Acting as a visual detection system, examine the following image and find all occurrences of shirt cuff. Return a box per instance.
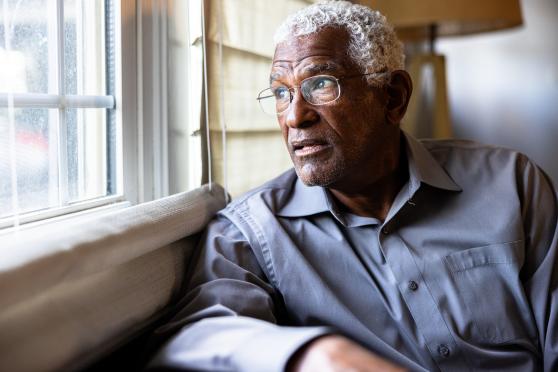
[232,325,333,372]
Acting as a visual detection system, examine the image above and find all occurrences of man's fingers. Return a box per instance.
[289,335,407,372]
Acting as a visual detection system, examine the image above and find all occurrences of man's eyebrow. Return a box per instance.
[270,72,282,85]
[269,62,342,84]
[302,62,342,75]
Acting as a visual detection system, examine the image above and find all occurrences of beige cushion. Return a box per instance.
[0,184,227,372]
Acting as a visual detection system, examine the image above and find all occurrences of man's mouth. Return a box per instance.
[291,139,331,157]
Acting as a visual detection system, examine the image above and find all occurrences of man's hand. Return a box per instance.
[288,335,408,372]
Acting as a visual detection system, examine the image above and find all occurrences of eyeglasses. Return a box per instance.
[256,72,384,116]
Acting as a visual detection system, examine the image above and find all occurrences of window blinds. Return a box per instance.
[203,0,313,197]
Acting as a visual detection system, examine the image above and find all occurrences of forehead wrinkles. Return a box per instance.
[270,59,343,85]
[271,30,351,84]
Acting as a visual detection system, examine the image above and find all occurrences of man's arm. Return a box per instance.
[147,215,332,371]
[147,214,407,371]
[519,158,558,371]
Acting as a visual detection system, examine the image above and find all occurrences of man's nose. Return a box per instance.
[283,90,319,128]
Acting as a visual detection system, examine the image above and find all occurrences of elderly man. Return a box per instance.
[149,1,558,371]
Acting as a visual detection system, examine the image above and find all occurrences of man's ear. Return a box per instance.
[385,70,412,125]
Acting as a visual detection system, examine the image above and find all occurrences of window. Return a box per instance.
[1,0,210,230]
[0,0,119,228]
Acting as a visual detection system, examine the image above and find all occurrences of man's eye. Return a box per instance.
[311,77,335,90]
[272,87,290,100]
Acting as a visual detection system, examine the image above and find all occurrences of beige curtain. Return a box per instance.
[205,0,312,197]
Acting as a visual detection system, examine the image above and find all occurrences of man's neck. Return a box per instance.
[328,137,408,221]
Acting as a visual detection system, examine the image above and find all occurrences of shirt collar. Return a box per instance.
[276,131,461,218]
[402,131,462,192]
[275,174,330,217]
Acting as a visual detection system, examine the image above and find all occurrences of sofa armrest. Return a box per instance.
[0,184,227,372]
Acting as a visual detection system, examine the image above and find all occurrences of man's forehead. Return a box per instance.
[272,59,343,74]
[269,59,343,84]
[271,28,353,76]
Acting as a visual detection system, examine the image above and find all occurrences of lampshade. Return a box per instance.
[355,0,523,40]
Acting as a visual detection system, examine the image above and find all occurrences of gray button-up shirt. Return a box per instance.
[150,133,558,372]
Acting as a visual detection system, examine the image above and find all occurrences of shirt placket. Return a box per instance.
[378,212,470,372]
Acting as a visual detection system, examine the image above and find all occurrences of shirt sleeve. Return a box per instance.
[147,214,332,372]
[518,157,558,372]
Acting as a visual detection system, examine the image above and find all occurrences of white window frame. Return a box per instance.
[1,0,202,232]
[0,0,129,230]
[133,0,203,203]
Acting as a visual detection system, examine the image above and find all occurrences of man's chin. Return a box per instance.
[298,175,326,187]
[294,164,340,187]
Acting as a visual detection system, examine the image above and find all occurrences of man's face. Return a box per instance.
[271,27,397,189]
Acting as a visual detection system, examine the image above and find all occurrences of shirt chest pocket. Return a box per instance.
[443,240,537,344]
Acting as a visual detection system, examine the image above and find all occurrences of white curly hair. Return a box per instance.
[274,0,404,86]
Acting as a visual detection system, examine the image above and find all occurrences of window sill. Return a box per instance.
[0,195,130,234]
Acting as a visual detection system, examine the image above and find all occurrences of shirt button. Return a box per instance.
[438,344,451,358]
[408,280,419,291]
[381,227,389,235]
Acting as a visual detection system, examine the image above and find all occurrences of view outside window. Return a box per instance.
[0,0,115,224]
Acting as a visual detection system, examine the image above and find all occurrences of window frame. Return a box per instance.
[0,0,202,232]
[0,0,128,230]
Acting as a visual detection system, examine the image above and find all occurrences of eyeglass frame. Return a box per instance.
[256,72,387,116]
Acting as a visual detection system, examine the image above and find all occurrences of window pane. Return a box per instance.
[64,0,106,95]
[0,108,59,217]
[0,110,13,218]
[0,0,50,93]
[66,108,109,202]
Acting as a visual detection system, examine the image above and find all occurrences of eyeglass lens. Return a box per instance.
[258,75,340,115]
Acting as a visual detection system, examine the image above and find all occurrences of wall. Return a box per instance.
[437,0,558,183]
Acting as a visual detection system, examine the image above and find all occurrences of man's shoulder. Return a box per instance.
[222,168,299,216]
[420,137,519,154]
[417,138,553,193]
[419,138,532,168]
